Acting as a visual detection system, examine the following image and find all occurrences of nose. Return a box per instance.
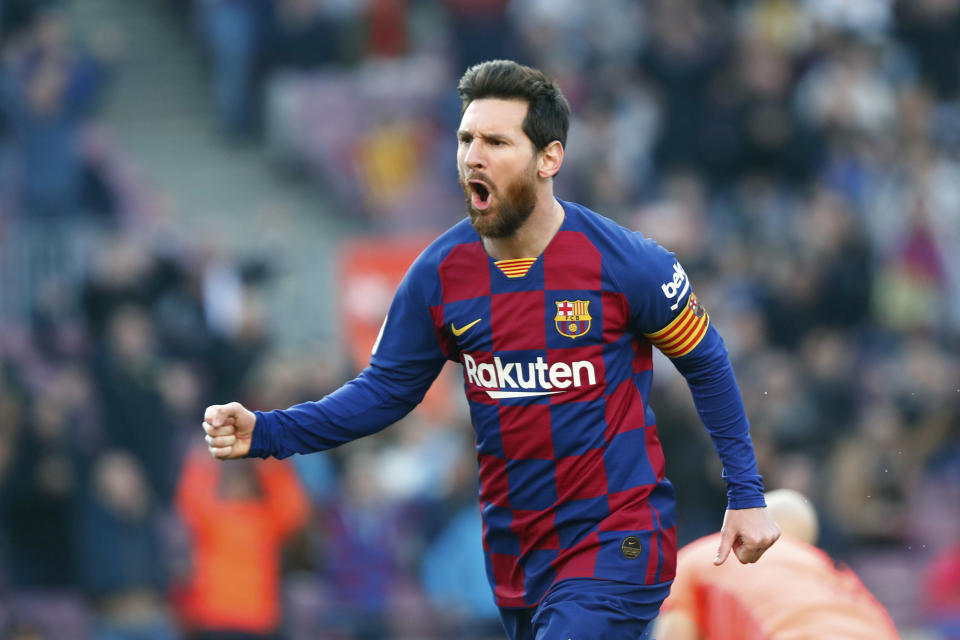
[463,139,486,171]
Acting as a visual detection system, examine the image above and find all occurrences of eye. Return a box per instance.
[458,133,472,144]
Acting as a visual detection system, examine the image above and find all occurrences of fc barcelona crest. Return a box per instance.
[555,300,591,339]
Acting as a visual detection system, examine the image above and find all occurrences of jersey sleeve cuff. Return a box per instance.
[725,474,766,509]
[248,410,277,458]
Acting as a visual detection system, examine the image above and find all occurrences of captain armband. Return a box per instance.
[644,293,710,358]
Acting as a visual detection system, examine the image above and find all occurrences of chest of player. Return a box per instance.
[440,287,615,403]
[435,252,639,404]
[441,288,608,355]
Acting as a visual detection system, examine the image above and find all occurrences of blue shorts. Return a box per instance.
[498,578,671,640]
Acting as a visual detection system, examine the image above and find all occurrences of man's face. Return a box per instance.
[457,98,539,239]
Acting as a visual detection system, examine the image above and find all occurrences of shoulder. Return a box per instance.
[401,217,481,285]
[560,199,677,276]
[413,218,479,270]
[397,218,481,306]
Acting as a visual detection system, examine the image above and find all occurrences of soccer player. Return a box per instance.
[653,489,900,640]
[202,60,780,639]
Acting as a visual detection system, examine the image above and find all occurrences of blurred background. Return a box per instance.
[0,0,958,638]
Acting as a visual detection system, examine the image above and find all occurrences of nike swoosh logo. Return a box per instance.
[451,318,482,336]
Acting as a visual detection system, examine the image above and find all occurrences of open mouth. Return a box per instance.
[469,180,492,211]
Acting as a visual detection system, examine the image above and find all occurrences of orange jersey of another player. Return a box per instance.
[661,532,900,640]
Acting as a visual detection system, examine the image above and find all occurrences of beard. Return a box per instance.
[461,162,538,239]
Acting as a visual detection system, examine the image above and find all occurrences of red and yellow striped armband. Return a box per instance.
[644,293,710,358]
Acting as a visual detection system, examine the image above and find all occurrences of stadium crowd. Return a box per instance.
[0,0,958,638]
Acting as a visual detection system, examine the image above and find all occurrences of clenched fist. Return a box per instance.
[202,402,257,459]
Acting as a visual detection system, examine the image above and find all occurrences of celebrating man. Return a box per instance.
[202,60,779,639]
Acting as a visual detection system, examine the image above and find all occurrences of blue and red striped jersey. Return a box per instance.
[250,199,765,608]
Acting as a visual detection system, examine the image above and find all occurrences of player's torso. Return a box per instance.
[431,224,651,444]
[424,206,677,606]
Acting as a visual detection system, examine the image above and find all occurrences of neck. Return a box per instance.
[482,192,564,260]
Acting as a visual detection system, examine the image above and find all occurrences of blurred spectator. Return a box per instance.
[80,236,173,342]
[196,0,270,137]
[174,449,309,639]
[310,450,404,639]
[201,251,271,400]
[78,450,178,640]
[827,402,916,547]
[30,277,89,364]
[443,0,513,76]
[158,360,208,457]
[1,619,51,640]
[0,383,82,589]
[92,304,181,504]
[798,329,858,450]
[895,0,960,100]
[366,0,409,59]
[640,0,731,174]
[263,0,346,73]
[0,6,104,219]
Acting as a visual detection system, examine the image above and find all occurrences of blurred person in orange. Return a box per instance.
[174,448,309,640]
[653,489,899,640]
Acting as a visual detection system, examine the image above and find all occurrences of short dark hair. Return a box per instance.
[458,60,570,151]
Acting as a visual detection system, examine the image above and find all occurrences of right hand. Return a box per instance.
[203,402,257,460]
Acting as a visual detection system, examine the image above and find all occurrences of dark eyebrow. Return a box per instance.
[457,131,510,144]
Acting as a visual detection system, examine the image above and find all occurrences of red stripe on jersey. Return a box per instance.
[601,487,656,532]
[478,454,510,508]
[491,553,526,607]
[659,525,677,581]
[646,530,661,583]
[429,305,456,358]
[511,509,560,554]
[645,424,666,480]
[439,242,491,303]
[491,290,547,351]
[499,404,554,461]
[632,340,654,374]
[546,344,606,404]
[604,378,646,443]
[463,350,499,405]
[543,231,602,291]
[647,497,675,583]
[465,383,498,406]
[602,291,629,344]
[552,531,600,582]
[555,449,609,502]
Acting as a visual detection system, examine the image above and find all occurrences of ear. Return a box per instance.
[537,140,564,179]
